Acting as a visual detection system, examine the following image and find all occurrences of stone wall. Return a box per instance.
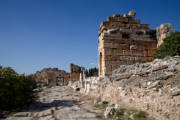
[156,23,175,47]
[75,56,180,120]
[98,11,157,76]
[34,64,85,87]
[70,64,85,81]
[35,68,70,87]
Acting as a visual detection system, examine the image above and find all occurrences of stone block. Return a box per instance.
[98,11,157,76]
[128,11,136,17]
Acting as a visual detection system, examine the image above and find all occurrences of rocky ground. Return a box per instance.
[5,86,105,120]
[4,56,180,120]
[75,56,180,120]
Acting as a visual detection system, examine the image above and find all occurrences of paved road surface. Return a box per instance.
[6,86,104,120]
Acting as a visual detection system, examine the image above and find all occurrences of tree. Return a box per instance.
[155,32,180,59]
[0,66,37,110]
[85,67,98,77]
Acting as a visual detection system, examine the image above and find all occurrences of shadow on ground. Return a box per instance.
[25,99,78,112]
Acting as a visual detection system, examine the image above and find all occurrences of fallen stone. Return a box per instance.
[170,88,180,96]
[111,73,132,81]
[114,104,121,109]
[147,81,160,89]
[152,63,168,72]
[175,64,180,72]
[128,11,136,17]
[13,112,30,117]
[38,115,54,120]
[167,60,179,71]
[145,72,173,81]
[94,98,100,104]
[104,106,115,118]
[112,65,127,74]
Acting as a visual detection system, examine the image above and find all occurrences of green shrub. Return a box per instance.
[133,111,147,120]
[112,108,149,120]
[113,108,126,120]
[0,66,37,110]
[155,32,180,59]
[94,102,108,109]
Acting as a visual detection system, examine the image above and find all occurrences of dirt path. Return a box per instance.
[5,86,104,120]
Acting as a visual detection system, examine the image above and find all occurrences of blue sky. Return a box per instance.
[0,0,180,74]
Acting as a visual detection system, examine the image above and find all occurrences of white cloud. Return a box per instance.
[90,62,96,65]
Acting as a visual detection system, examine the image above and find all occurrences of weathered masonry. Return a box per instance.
[98,11,157,76]
[34,64,85,87]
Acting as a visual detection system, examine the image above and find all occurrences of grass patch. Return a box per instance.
[113,108,126,120]
[94,103,108,109]
[111,108,149,120]
[69,87,75,91]
[94,98,108,109]
[133,111,147,120]
[127,108,138,115]
[96,114,103,118]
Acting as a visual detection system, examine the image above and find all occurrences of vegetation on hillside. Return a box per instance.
[0,66,37,110]
[85,67,98,77]
[155,32,180,59]
[113,108,148,120]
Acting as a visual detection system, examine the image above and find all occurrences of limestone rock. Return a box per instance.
[175,64,180,72]
[128,11,136,17]
[147,81,160,89]
[170,88,180,96]
[110,73,132,81]
[13,112,30,117]
[114,104,122,109]
[104,106,115,118]
[156,23,175,47]
[145,72,173,81]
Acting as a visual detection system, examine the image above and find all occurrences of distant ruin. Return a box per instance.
[34,64,85,87]
[98,11,174,76]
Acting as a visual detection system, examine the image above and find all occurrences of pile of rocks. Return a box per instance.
[72,56,180,120]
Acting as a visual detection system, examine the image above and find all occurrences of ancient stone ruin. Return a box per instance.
[34,64,85,87]
[98,11,158,76]
[68,11,179,120]
[76,56,180,120]
[70,64,85,81]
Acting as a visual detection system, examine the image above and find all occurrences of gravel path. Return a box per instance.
[6,86,104,120]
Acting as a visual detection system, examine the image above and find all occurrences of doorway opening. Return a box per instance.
[99,52,102,75]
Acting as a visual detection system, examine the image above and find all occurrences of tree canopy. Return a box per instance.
[155,32,180,59]
[0,66,37,110]
[85,67,98,77]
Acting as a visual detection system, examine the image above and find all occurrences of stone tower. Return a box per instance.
[98,11,157,76]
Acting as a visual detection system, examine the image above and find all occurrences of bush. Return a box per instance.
[155,32,180,59]
[0,66,37,110]
[111,107,150,120]
[133,111,147,120]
